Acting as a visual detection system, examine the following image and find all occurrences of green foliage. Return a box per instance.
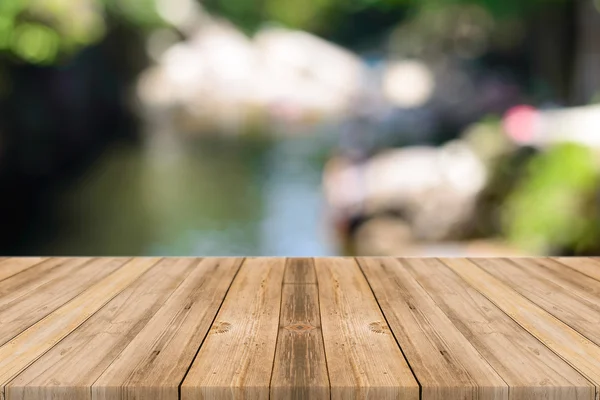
[0,0,570,64]
[387,0,565,18]
[0,0,166,65]
[502,143,600,254]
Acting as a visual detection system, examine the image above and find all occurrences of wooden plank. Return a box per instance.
[284,258,316,284]
[532,258,600,298]
[95,257,244,400]
[0,258,46,282]
[180,258,284,400]
[440,258,600,394]
[473,258,600,347]
[271,258,329,400]
[554,257,600,282]
[401,258,593,400]
[315,258,419,400]
[0,258,160,400]
[6,258,200,400]
[0,258,128,347]
[0,258,82,306]
[357,257,506,400]
[518,258,600,302]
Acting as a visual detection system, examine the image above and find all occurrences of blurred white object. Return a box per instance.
[255,27,365,118]
[323,140,487,240]
[155,0,207,34]
[136,20,367,135]
[503,104,600,148]
[382,60,435,108]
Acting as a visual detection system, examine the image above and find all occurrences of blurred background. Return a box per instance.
[1,0,600,257]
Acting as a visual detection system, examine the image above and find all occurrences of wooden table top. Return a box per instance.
[1,257,600,399]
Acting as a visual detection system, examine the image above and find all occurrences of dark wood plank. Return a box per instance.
[284,258,317,284]
[271,258,329,400]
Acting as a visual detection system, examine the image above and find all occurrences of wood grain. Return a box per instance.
[0,258,83,307]
[401,258,593,400]
[0,258,46,283]
[6,258,199,400]
[271,258,329,400]
[284,258,317,284]
[441,258,600,392]
[474,258,600,347]
[0,258,160,400]
[358,257,507,400]
[315,258,419,400]
[95,257,243,400]
[2,257,600,400]
[554,257,600,282]
[0,258,128,347]
[180,258,284,400]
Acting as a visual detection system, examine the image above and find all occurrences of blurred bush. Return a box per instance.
[0,0,574,66]
[502,143,600,254]
[0,0,166,65]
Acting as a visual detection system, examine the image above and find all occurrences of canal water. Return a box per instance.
[40,133,339,256]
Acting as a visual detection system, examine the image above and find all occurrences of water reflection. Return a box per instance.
[42,134,336,256]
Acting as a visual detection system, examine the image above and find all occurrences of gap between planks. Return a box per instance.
[4,257,600,400]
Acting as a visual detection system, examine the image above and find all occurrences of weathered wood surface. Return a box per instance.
[2,257,600,399]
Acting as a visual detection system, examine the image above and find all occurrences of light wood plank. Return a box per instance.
[533,258,600,298]
[0,258,82,306]
[554,257,600,282]
[402,258,593,400]
[95,257,243,400]
[6,258,200,400]
[0,258,46,282]
[271,258,329,400]
[180,258,284,400]
[0,258,160,400]
[441,258,600,395]
[315,258,419,400]
[284,258,316,284]
[474,258,600,347]
[0,258,128,347]
[357,257,506,400]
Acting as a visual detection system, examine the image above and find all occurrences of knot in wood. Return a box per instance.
[368,321,390,334]
[284,323,316,334]
[211,321,232,334]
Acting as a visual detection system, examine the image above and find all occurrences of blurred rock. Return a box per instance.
[323,139,487,243]
[503,103,600,150]
[137,19,367,136]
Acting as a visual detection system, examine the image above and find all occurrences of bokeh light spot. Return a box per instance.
[382,60,434,108]
[502,105,539,145]
[11,23,60,64]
